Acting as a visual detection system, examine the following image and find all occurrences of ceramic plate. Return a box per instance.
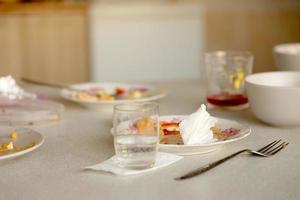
[159,115,251,155]
[0,127,44,160]
[61,82,167,110]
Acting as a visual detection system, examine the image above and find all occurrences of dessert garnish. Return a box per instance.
[179,104,217,145]
[159,121,183,145]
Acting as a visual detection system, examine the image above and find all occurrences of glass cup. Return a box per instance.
[205,51,254,110]
[113,102,159,169]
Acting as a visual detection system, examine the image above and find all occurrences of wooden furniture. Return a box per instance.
[0,15,23,78]
[1,0,300,83]
[203,0,300,73]
[0,2,89,84]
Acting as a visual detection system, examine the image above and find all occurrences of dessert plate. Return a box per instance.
[61,82,167,110]
[159,116,251,155]
[0,126,44,160]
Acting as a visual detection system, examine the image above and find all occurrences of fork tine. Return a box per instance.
[267,142,289,155]
[257,139,281,153]
[260,140,283,154]
[264,141,285,155]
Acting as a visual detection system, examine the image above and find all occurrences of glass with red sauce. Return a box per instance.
[205,51,253,109]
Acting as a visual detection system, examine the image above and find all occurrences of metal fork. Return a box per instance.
[175,139,289,180]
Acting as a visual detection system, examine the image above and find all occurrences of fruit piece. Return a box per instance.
[116,87,125,95]
[2,142,14,150]
[136,117,156,134]
[10,132,17,139]
[100,95,115,100]
[128,91,142,99]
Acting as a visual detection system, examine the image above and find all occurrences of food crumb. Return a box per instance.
[10,132,17,139]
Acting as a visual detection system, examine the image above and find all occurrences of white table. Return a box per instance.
[1,80,299,200]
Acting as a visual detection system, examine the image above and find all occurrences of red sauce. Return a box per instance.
[161,122,179,127]
[163,129,180,136]
[115,87,125,95]
[207,93,248,107]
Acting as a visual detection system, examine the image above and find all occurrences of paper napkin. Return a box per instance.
[84,152,183,176]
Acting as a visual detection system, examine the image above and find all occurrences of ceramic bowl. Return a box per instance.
[246,71,300,126]
[274,43,300,71]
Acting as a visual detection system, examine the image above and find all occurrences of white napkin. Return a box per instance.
[84,152,183,176]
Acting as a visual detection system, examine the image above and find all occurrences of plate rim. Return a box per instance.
[0,98,64,125]
[0,127,44,160]
[61,82,168,104]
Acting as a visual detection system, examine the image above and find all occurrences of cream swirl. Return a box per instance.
[0,75,35,99]
[179,104,216,145]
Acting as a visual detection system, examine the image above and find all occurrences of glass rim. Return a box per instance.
[205,50,254,58]
[113,102,159,113]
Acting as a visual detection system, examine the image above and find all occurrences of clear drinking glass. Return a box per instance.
[205,51,254,109]
[113,102,159,169]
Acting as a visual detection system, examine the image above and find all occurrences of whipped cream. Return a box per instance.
[0,75,35,99]
[179,104,217,145]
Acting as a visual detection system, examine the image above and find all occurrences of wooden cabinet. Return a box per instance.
[0,3,89,84]
[22,13,89,84]
[0,15,23,78]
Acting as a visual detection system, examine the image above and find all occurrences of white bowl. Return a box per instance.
[246,71,300,126]
[274,43,300,71]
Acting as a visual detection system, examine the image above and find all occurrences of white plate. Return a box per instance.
[0,127,44,160]
[159,116,251,155]
[61,82,167,110]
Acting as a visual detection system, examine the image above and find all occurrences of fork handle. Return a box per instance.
[175,149,249,180]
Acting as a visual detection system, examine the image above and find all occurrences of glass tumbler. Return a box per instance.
[113,102,159,169]
[205,51,253,109]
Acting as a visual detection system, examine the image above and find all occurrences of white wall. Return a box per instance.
[89,2,204,82]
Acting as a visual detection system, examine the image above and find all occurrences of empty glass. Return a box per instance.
[113,102,159,169]
[205,51,253,109]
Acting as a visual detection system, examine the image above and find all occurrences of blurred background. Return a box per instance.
[0,0,300,84]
